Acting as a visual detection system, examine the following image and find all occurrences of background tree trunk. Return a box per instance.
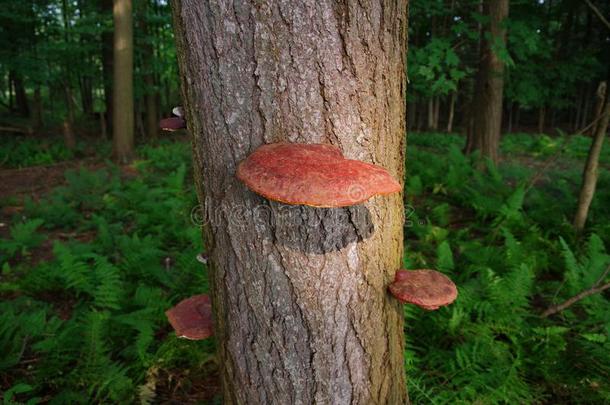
[63,85,76,149]
[447,92,456,133]
[10,71,29,117]
[573,96,610,231]
[591,81,607,135]
[171,0,408,403]
[101,0,114,135]
[428,97,435,130]
[32,86,43,130]
[538,106,545,134]
[112,0,134,163]
[141,0,159,140]
[464,0,509,164]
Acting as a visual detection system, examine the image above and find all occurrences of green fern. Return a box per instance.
[0,218,45,259]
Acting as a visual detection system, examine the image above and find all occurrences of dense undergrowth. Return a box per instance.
[1,133,609,404]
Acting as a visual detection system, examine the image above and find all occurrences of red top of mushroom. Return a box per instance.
[388,269,457,310]
[236,143,401,207]
[165,294,214,340]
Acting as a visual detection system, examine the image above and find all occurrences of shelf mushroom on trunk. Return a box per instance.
[388,269,458,310]
[159,106,187,132]
[165,294,214,340]
[236,143,401,207]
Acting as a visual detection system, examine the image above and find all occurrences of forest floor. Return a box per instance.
[1,131,609,404]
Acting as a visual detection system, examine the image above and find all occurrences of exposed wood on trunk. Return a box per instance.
[112,0,135,163]
[464,0,509,164]
[171,0,409,403]
[573,96,610,231]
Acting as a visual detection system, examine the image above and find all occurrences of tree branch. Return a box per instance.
[524,110,610,194]
[585,0,610,31]
[542,265,610,317]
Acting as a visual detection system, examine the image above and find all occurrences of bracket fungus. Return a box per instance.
[236,143,401,207]
[165,294,214,340]
[388,269,457,310]
[159,106,186,131]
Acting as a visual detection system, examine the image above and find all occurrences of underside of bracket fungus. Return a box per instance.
[165,294,214,340]
[389,269,458,310]
[159,116,186,131]
[236,143,401,207]
[159,106,186,131]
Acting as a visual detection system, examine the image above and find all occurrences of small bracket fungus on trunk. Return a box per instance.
[236,143,401,207]
[165,294,214,340]
[159,106,186,131]
[389,269,458,310]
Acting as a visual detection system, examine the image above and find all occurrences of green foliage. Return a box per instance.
[0,218,45,260]
[0,141,213,402]
[405,132,610,404]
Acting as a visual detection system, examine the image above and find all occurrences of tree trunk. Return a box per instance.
[573,96,610,231]
[11,71,29,117]
[428,97,435,130]
[538,105,545,134]
[101,0,114,135]
[63,86,76,149]
[32,86,43,130]
[80,75,94,116]
[591,81,607,135]
[464,0,509,164]
[447,92,456,133]
[408,101,416,131]
[433,96,440,131]
[574,88,583,132]
[507,101,513,133]
[581,86,591,131]
[171,1,408,403]
[141,1,159,140]
[112,0,134,163]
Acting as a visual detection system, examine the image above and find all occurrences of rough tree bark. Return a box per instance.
[112,0,134,163]
[573,96,610,231]
[464,0,509,164]
[171,1,408,403]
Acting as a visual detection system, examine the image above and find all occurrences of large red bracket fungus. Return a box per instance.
[236,143,401,207]
[388,269,458,310]
[159,106,186,131]
[165,294,214,340]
